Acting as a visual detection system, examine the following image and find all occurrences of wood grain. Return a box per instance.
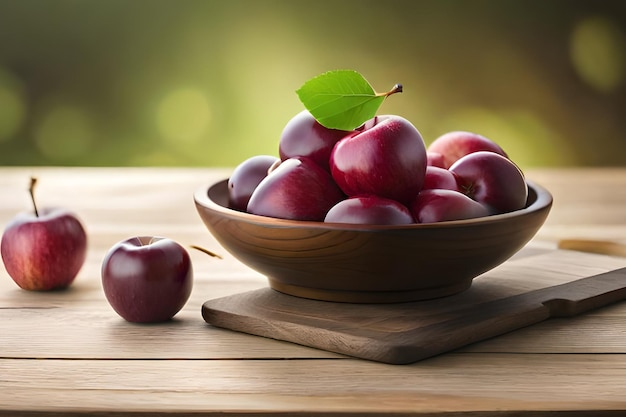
[2,355,626,415]
[3,167,626,415]
[202,250,626,364]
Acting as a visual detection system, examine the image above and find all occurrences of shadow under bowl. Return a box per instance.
[194,180,552,303]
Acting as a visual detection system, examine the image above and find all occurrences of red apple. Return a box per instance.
[101,236,193,323]
[228,154,280,211]
[423,166,460,191]
[247,156,345,221]
[427,131,508,169]
[410,189,491,223]
[426,151,446,168]
[279,110,353,171]
[0,178,87,291]
[324,196,414,225]
[330,115,427,205]
[450,151,528,214]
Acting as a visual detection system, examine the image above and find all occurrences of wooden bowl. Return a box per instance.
[194,180,552,303]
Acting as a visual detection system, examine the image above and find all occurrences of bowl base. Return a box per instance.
[268,279,474,303]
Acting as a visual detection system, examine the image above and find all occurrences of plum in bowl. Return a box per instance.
[194,179,552,303]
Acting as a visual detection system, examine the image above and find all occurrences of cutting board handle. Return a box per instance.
[540,267,626,317]
[388,267,626,364]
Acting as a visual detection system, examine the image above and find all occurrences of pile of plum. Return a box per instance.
[227,110,528,225]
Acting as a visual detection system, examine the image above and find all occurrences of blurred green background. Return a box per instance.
[0,0,624,168]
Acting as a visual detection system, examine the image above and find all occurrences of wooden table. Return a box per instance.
[2,166,626,416]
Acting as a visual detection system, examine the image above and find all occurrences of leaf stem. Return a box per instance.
[376,83,403,98]
[29,176,39,218]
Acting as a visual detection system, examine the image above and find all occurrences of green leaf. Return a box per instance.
[296,70,401,131]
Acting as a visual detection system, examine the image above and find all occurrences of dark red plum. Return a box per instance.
[423,166,460,191]
[101,236,193,323]
[427,131,508,169]
[450,151,528,214]
[410,189,490,223]
[228,154,280,211]
[330,115,427,205]
[279,110,353,171]
[324,196,414,225]
[247,156,345,221]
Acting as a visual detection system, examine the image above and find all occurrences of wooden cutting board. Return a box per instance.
[202,248,626,364]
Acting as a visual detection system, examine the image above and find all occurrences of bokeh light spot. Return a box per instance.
[570,16,625,92]
[0,69,27,142]
[157,88,211,144]
[34,105,95,161]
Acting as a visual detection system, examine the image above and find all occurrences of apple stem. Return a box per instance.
[376,83,403,98]
[190,245,223,259]
[29,176,40,218]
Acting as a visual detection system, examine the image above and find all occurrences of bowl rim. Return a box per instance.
[194,178,553,231]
